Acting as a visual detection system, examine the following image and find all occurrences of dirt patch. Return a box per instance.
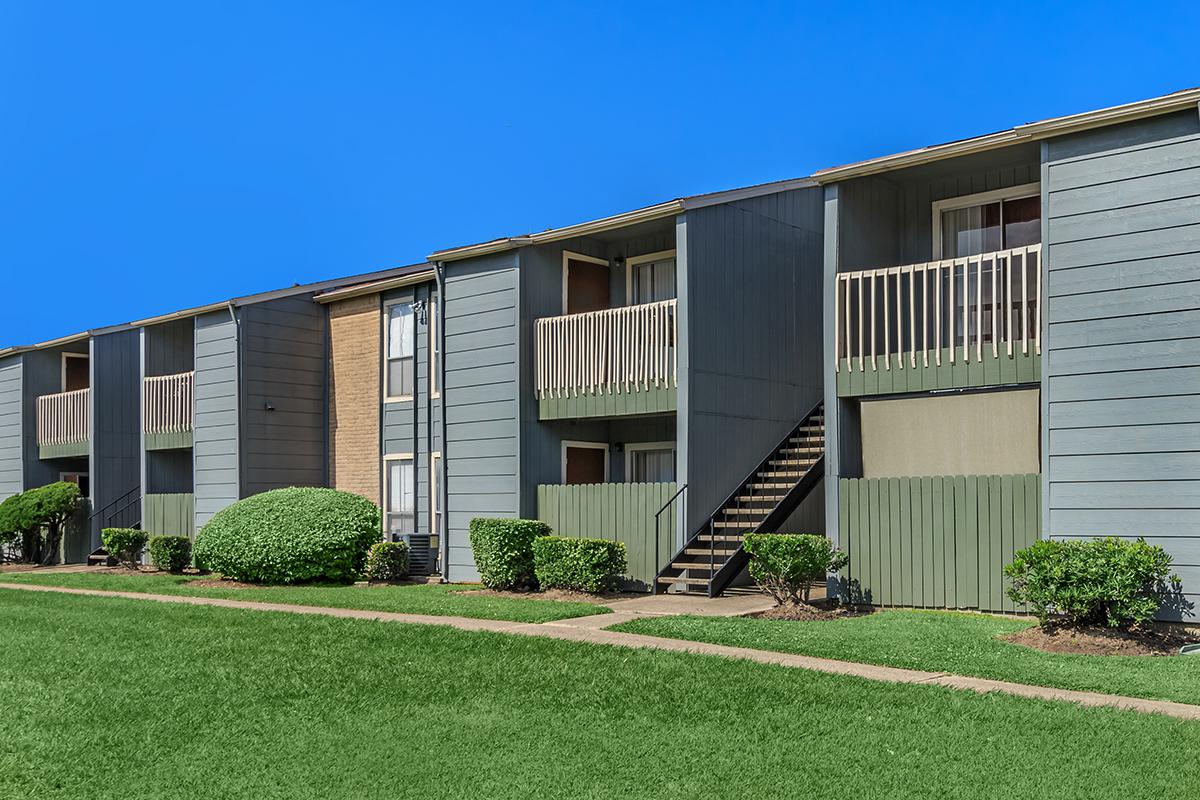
[455,588,635,604]
[1001,623,1200,656]
[749,599,868,621]
[187,578,262,589]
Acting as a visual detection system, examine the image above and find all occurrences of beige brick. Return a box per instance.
[328,295,380,504]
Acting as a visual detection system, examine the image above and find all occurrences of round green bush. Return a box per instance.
[194,487,381,584]
[468,518,550,590]
[363,541,410,582]
[102,527,149,570]
[148,535,193,574]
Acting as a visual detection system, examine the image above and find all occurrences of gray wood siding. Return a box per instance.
[444,253,520,581]
[238,296,327,496]
[144,318,194,376]
[683,188,825,534]
[0,355,23,499]
[1044,109,1200,619]
[193,310,240,528]
[382,282,442,539]
[91,330,141,546]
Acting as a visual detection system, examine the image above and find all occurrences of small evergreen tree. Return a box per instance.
[24,482,82,565]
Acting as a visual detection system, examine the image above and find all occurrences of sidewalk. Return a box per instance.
[3,581,1198,722]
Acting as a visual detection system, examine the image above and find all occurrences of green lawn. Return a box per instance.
[0,570,605,623]
[612,609,1200,706]
[1,593,1197,799]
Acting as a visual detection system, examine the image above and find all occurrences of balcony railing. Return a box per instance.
[835,244,1041,372]
[36,388,90,446]
[143,371,194,434]
[535,299,677,399]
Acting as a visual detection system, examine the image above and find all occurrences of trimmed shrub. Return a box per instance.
[468,518,550,590]
[193,487,381,585]
[1005,537,1179,628]
[743,533,848,605]
[102,528,149,570]
[363,541,410,582]
[0,493,35,561]
[148,535,193,574]
[533,536,626,593]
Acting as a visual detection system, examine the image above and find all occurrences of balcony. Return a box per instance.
[37,388,90,459]
[534,299,677,419]
[834,244,1041,397]
[143,371,194,450]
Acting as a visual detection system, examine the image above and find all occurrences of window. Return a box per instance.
[932,184,1041,348]
[625,443,675,483]
[61,353,89,392]
[384,455,415,539]
[60,472,90,498]
[430,452,442,546]
[561,441,609,485]
[429,296,440,398]
[385,302,415,400]
[932,183,1041,259]
[626,250,677,305]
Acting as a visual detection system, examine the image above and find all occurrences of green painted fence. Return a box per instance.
[539,385,676,420]
[836,348,1040,397]
[144,493,195,538]
[839,474,1040,612]
[537,482,679,589]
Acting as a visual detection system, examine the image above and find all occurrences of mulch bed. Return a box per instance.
[455,588,637,604]
[1001,623,1200,656]
[750,598,869,621]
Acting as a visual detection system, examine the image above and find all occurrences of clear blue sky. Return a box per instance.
[2,1,1198,345]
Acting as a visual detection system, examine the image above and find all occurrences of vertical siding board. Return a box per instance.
[988,476,1003,611]
[931,477,945,607]
[920,476,935,607]
[975,476,991,610]
[889,477,902,606]
[868,478,882,603]
[944,476,958,608]
[899,476,913,606]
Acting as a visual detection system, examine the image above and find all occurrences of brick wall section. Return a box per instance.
[328,295,380,504]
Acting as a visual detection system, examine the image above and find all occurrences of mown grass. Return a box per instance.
[2,591,1198,799]
[612,609,1200,706]
[0,570,605,623]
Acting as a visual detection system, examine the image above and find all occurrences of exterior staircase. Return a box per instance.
[654,401,825,597]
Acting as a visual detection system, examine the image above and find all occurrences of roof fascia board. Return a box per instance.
[813,89,1200,183]
[314,270,436,303]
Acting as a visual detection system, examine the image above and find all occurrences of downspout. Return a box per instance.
[436,262,449,581]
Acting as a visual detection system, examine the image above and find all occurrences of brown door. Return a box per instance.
[564,445,606,485]
[566,257,609,314]
[63,356,89,391]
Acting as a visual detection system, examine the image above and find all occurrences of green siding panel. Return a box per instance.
[839,474,1040,612]
[836,348,1040,397]
[146,430,194,451]
[538,386,676,420]
[40,440,89,460]
[536,482,677,588]
[144,493,195,538]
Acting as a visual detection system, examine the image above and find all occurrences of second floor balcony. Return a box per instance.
[834,244,1042,397]
[534,299,677,419]
[37,388,90,458]
[143,371,194,450]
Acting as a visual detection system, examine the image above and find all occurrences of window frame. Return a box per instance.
[560,251,610,315]
[382,453,416,540]
[624,441,676,484]
[624,249,678,305]
[383,299,416,403]
[930,182,1041,259]
[560,440,610,484]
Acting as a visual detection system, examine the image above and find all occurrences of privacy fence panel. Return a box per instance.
[839,474,1039,612]
[537,482,678,590]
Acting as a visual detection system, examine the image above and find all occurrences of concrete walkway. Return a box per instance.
[3,581,1198,722]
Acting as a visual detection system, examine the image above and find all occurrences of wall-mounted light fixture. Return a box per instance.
[410,299,428,325]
